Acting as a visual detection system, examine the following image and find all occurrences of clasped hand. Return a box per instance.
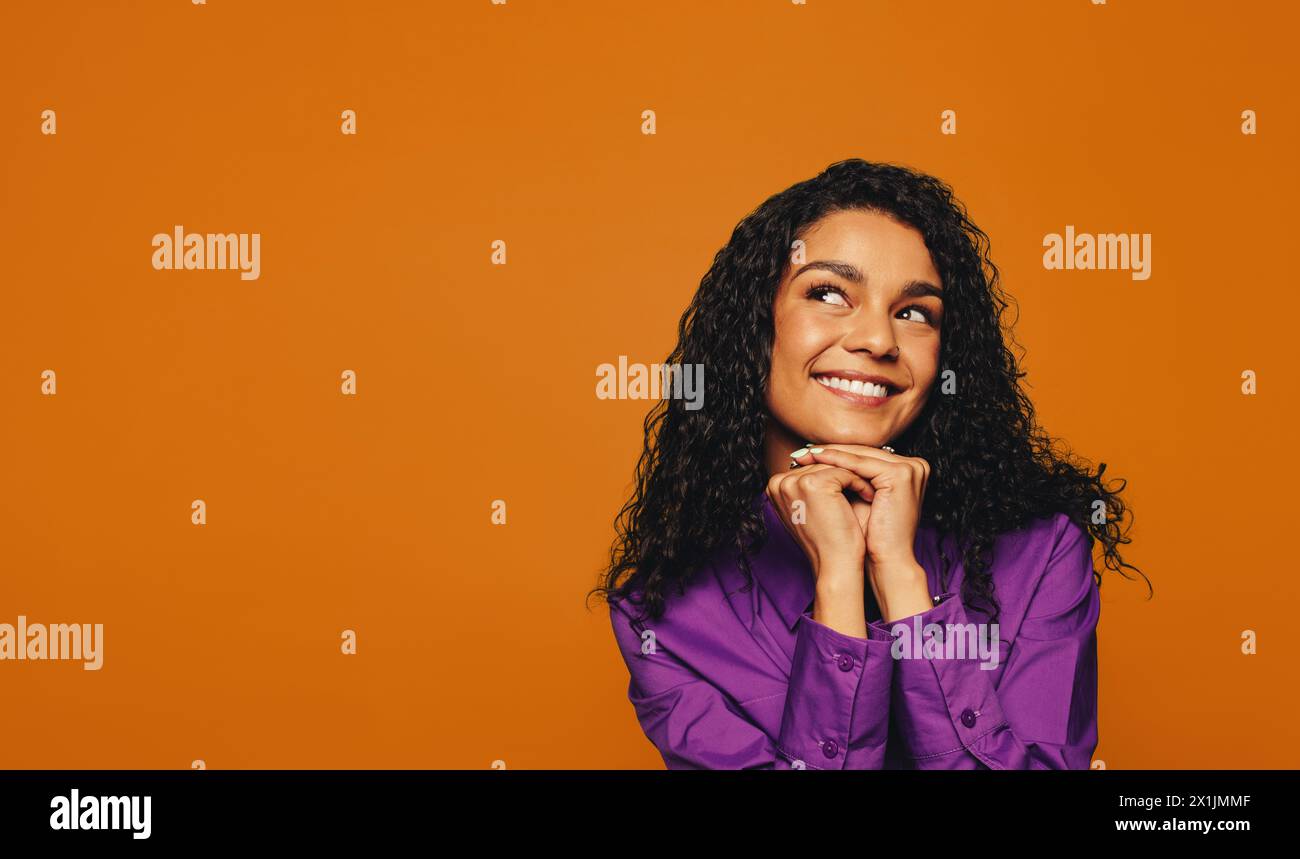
[765,443,933,628]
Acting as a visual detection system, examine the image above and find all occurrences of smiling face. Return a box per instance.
[763,208,944,474]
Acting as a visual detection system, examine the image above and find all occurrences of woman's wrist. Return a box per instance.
[813,566,868,639]
[868,558,933,623]
[815,553,865,586]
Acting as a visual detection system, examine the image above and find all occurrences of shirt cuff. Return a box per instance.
[776,611,895,769]
[868,592,1010,765]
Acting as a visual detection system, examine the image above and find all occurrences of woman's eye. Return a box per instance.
[808,285,849,306]
[899,305,937,324]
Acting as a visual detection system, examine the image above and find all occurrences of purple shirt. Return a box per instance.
[608,490,1100,769]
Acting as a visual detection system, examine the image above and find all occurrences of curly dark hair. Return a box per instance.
[589,158,1148,627]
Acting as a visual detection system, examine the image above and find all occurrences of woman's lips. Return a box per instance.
[813,374,895,407]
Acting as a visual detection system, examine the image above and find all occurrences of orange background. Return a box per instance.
[1,0,1296,768]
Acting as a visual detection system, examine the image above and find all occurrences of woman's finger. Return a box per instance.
[789,463,873,500]
[803,447,927,490]
[808,443,903,461]
[799,447,894,481]
[787,452,881,501]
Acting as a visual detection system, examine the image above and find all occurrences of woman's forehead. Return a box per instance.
[797,210,936,270]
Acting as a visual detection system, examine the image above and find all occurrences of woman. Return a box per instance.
[591,159,1146,769]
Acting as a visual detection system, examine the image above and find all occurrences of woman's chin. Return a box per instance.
[809,428,892,447]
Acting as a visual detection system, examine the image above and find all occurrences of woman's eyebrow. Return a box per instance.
[793,259,943,299]
[899,279,944,300]
[793,259,863,283]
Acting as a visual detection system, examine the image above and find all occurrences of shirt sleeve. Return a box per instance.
[868,516,1100,769]
[609,598,897,769]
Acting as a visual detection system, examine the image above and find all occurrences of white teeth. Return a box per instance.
[816,375,890,397]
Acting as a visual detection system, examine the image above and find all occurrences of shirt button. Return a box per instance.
[836,654,854,672]
[960,708,977,729]
[821,740,839,758]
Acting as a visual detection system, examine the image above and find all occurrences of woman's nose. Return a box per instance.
[840,306,900,357]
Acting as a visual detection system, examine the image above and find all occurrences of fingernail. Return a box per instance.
[789,448,809,458]
[809,447,824,454]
